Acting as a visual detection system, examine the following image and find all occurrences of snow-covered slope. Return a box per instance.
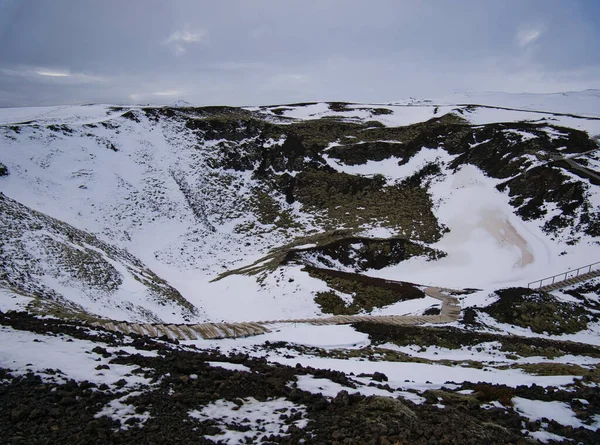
[0,92,599,324]
[0,193,200,323]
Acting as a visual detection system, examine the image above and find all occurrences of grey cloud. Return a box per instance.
[0,0,598,107]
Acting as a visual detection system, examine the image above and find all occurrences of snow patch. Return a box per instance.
[189,397,307,443]
[206,361,251,372]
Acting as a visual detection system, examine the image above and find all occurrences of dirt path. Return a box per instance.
[90,287,461,340]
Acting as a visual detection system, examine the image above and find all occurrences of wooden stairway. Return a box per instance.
[529,261,600,292]
[538,269,600,292]
[89,287,461,341]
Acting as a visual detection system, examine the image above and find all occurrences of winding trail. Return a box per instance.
[90,287,461,340]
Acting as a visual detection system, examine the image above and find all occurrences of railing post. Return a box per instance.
[530,261,598,289]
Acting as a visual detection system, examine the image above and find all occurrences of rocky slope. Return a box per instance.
[2,310,600,445]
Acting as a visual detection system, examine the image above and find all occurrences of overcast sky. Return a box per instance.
[0,0,599,107]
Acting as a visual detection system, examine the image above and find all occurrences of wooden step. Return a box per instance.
[538,269,600,292]
[88,289,462,340]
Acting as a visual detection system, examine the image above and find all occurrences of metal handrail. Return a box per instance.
[528,261,600,289]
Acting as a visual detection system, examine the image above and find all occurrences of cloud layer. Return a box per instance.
[0,0,598,107]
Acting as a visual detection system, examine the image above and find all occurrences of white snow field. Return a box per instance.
[437,90,600,118]
[0,104,132,126]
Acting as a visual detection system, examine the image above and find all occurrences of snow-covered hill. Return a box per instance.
[0,94,599,323]
[2,91,600,443]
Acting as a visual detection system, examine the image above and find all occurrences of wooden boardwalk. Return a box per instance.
[89,287,461,340]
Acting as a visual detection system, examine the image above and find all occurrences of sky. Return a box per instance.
[0,0,599,107]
